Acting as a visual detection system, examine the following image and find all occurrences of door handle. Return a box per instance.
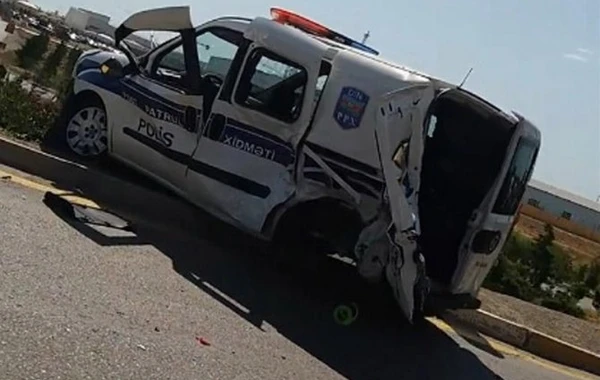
[184,106,198,133]
[207,114,226,140]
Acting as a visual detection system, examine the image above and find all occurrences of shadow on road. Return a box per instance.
[42,185,506,380]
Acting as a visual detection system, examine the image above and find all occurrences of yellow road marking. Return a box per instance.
[0,168,101,209]
[428,317,598,380]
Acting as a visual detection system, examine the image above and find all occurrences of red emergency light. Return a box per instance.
[270,7,380,56]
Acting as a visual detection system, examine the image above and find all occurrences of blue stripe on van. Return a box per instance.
[216,118,295,167]
[77,71,188,128]
[122,126,271,199]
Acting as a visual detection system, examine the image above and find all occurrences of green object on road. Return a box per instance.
[333,302,359,326]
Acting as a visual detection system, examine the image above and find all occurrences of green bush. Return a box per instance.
[485,249,539,302]
[38,40,68,84]
[572,282,590,300]
[551,247,574,284]
[585,260,600,290]
[17,33,50,70]
[484,227,592,319]
[0,79,60,141]
[540,292,585,318]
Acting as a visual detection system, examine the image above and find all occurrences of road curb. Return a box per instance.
[444,309,600,376]
[0,136,201,231]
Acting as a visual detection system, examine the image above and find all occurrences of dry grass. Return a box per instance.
[515,214,600,265]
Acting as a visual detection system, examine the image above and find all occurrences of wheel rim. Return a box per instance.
[66,106,108,157]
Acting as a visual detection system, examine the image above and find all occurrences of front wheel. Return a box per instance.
[63,96,108,159]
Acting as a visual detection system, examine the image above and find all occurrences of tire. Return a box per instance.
[61,95,108,160]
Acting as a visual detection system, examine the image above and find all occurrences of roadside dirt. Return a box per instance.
[479,289,600,354]
[515,214,600,264]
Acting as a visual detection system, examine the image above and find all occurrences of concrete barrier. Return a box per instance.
[444,309,528,348]
[445,308,600,376]
[524,329,600,376]
[0,136,200,231]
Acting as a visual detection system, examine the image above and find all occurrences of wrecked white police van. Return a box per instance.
[60,6,541,322]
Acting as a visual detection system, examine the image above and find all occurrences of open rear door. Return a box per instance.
[371,84,435,321]
[450,113,541,294]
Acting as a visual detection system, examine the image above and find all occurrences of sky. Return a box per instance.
[32,0,600,201]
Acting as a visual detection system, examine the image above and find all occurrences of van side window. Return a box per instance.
[235,48,307,123]
[150,28,243,94]
[196,28,242,82]
[158,44,186,72]
[150,42,188,91]
[314,61,332,108]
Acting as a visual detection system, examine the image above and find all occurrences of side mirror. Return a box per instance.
[100,58,125,78]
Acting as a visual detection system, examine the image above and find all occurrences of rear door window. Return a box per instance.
[492,137,539,215]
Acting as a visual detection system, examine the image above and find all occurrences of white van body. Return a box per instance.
[62,6,541,322]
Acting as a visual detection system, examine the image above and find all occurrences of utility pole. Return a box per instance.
[361,30,370,44]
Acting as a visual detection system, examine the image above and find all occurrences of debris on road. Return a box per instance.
[196,337,211,346]
[136,344,147,351]
[43,191,133,231]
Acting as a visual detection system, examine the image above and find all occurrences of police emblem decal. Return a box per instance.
[333,87,370,130]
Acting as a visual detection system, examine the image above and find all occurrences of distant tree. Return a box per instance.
[572,282,589,300]
[39,41,67,81]
[17,32,50,70]
[529,224,556,287]
[576,264,589,283]
[593,286,600,309]
[585,260,600,290]
[54,47,82,100]
[484,248,538,302]
[64,47,82,74]
[550,247,574,284]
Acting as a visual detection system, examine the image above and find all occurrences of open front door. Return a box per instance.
[108,6,204,191]
[114,6,194,47]
[364,84,435,321]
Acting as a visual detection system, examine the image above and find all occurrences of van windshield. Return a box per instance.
[492,137,539,215]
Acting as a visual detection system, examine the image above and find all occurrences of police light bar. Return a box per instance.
[270,7,380,56]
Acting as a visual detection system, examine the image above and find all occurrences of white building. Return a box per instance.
[64,7,111,35]
[523,179,600,233]
[14,0,40,12]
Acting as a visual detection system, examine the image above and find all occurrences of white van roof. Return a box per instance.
[313,35,457,90]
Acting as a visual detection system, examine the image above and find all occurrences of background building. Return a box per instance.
[64,7,111,34]
[522,179,600,237]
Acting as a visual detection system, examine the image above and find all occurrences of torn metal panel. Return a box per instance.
[359,84,435,321]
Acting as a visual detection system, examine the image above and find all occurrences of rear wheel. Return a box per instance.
[271,200,363,259]
[63,96,108,159]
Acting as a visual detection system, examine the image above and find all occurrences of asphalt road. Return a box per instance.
[0,170,597,380]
